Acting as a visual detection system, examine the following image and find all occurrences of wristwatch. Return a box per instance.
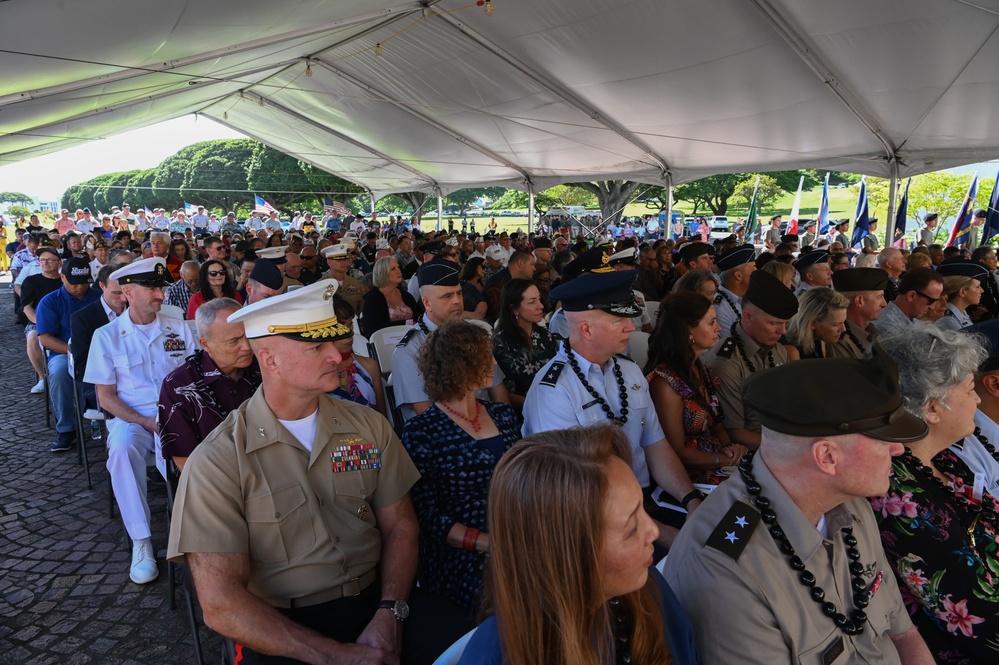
[378,599,410,622]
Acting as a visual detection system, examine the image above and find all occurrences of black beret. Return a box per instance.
[924,213,939,223]
[233,240,251,252]
[532,237,553,249]
[832,268,889,292]
[937,260,990,282]
[714,245,755,272]
[793,250,829,273]
[677,242,714,265]
[974,209,988,218]
[743,270,799,319]
[549,271,641,318]
[249,258,284,290]
[743,348,927,442]
[416,258,460,287]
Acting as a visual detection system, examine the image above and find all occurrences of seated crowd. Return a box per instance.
[13,202,999,665]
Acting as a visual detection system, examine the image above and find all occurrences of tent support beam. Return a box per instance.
[527,182,535,235]
[205,114,383,194]
[886,160,900,246]
[435,187,444,232]
[435,12,672,181]
[0,2,427,108]
[0,62,290,141]
[748,0,898,160]
[313,59,534,184]
[242,92,439,189]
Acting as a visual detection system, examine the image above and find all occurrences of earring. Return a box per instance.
[689,336,694,344]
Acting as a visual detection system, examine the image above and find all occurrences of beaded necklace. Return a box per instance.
[972,427,999,467]
[729,323,774,373]
[563,339,629,426]
[739,450,870,635]
[716,290,742,323]
[843,326,866,355]
[608,597,633,665]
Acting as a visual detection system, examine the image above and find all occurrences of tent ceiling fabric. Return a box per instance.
[3,0,999,197]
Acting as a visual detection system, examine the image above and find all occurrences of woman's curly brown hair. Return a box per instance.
[417,319,494,402]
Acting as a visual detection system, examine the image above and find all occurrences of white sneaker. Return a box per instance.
[30,379,45,394]
[129,540,159,584]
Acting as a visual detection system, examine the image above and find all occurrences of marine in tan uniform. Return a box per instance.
[665,351,934,665]
[168,279,461,665]
[323,243,370,315]
[707,270,798,449]
[828,268,888,360]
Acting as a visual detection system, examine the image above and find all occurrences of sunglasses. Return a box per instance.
[207,270,226,277]
[914,290,941,304]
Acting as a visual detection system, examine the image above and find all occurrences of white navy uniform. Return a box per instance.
[392,317,504,423]
[84,309,199,540]
[522,344,664,487]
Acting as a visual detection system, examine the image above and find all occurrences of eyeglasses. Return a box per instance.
[207,270,226,277]
[302,254,317,260]
[913,289,941,304]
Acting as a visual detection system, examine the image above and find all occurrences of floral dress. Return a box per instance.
[646,364,727,484]
[870,450,999,664]
[492,325,559,397]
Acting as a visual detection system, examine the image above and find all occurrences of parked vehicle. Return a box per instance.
[707,216,731,240]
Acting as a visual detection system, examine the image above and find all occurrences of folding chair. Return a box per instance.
[628,330,650,370]
[366,325,412,377]
[165,460,206,665]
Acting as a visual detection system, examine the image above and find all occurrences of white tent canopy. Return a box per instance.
[3,0,999,199]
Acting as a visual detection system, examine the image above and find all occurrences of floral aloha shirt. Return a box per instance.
[492,325,559,397]
[870,449,999,664]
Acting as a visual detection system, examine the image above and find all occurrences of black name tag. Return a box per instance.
[821,636,845,665]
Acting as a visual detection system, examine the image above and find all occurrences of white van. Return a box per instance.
[708,216,731,240]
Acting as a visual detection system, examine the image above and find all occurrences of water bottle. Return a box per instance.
[91,421,102,441]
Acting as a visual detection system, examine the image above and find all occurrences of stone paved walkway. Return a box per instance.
[0,276,222,664]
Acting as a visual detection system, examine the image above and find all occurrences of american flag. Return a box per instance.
[324,198,350,217]
[254,195,278,215]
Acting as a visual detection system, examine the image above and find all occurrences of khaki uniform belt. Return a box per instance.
[268,568,377,609]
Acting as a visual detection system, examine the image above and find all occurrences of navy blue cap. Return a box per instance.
[715,245,755,272]
[550,271,641,317]
[793,250,829,273]
[417,258,460,287]
[937,260,990,282]
[561,246,614,281]
[249,258,284,290]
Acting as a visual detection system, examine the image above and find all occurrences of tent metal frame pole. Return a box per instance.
[749,0,897,161]
[886,160,900,245]
[243,92,439,189]
[0,2,428,108]
[314,59,533,184]
[435,187,443,232]
[666,174,675,238]
[435,13,671,180]
[527,183,536,235]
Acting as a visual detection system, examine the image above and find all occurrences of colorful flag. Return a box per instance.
[817,173,831,235]
[184,201,196,216]
[982,172,999,245]
[946,174,980,247]
[892,178,911,248]
[850,177,870,250]
[254,195,278,215]
[787,175,804,235]
[324,198,350,217]
[144,206,153,215]
[744,176,760,240]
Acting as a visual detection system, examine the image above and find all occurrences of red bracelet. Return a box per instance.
[462,528,480,551]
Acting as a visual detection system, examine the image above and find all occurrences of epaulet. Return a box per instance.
[716,336,736,358]
[397,328,418,348]
[705,500,761,562]
[539,361,566,388]
[944,309,955,318]
[713,293,723,305]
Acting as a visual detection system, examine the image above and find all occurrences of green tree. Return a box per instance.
[0,191,33,206]
[733,175,783,210]
[7,205,31,219]
[444,187,506,217]
[61,185,85,212]
[544,184,597,208]
[122,169,157,211]
[675,170,823,217]
[571,180,643,225]
[246,145,312,211]
[179,139,258,212]
[489,188,558,214]
[92,170,140,213]
[300,163,366,210]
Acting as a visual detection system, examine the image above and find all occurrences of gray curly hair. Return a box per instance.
[879,321,987,417]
